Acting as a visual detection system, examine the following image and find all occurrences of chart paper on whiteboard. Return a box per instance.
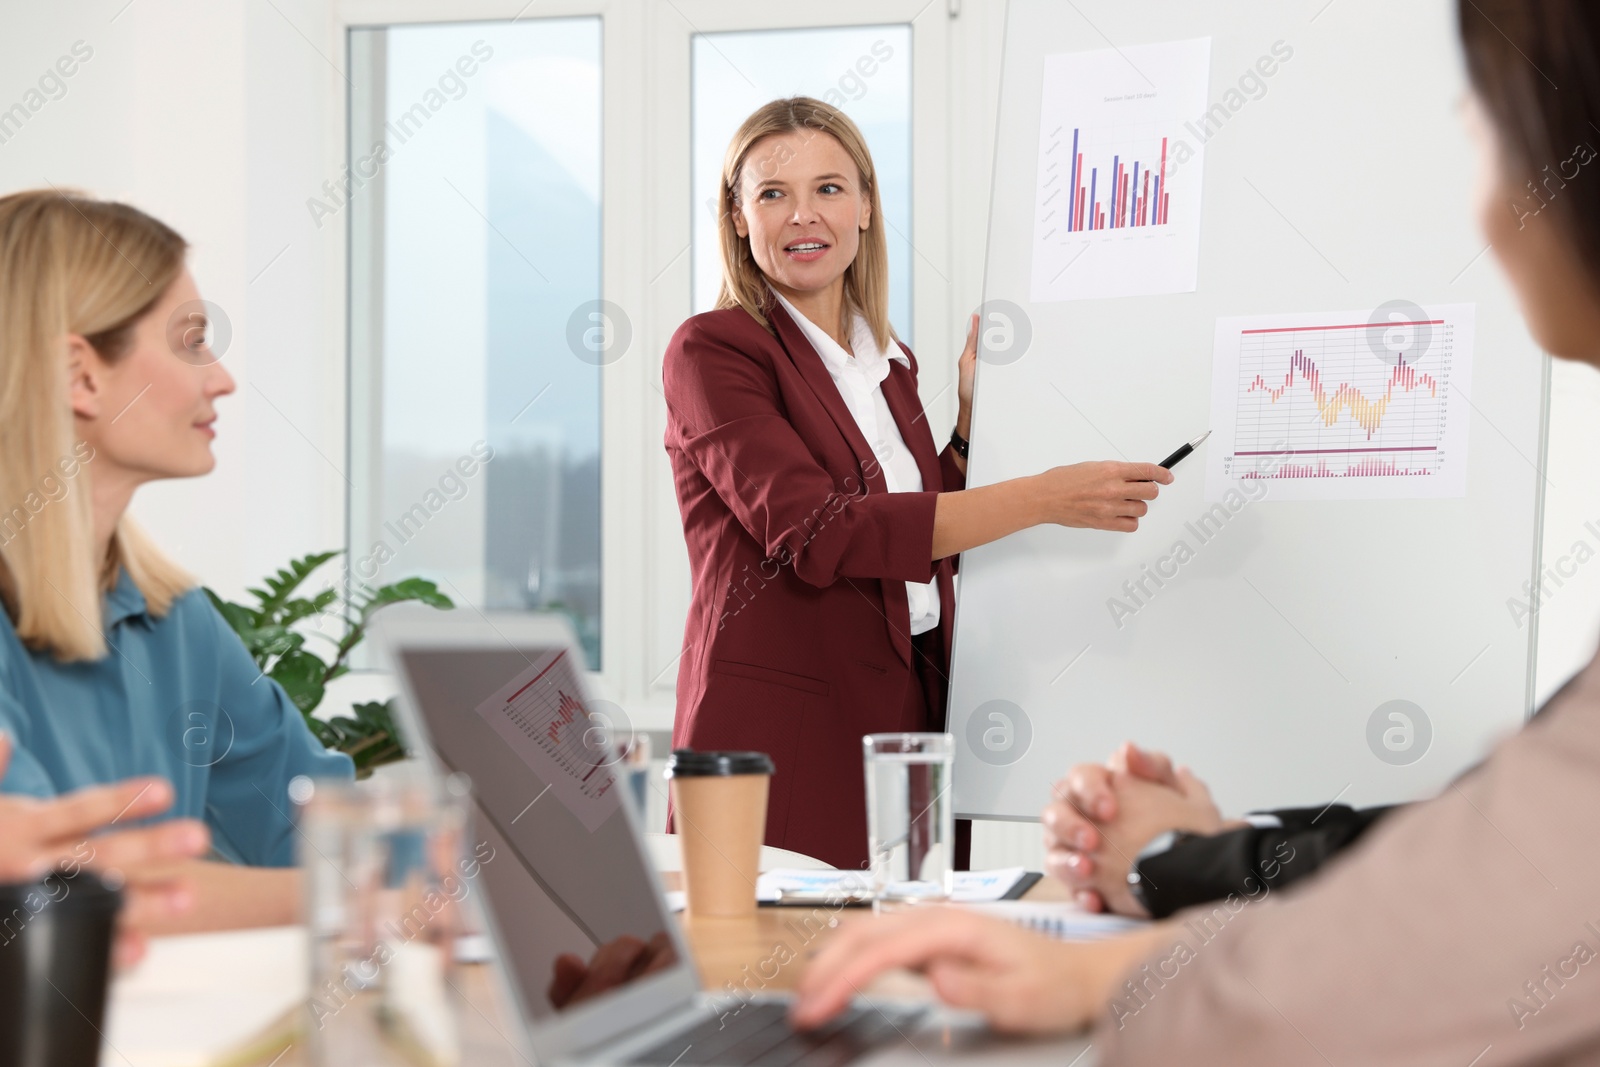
[1205,303,1476,501]
[475,649,620,832]
[1030,37,1211,302]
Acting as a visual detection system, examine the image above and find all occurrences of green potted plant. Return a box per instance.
[205,551,452,778]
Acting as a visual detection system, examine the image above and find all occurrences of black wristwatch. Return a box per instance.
[949,429,970,459]
[1127,830,1195,917]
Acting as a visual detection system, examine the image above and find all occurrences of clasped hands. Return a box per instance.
[1041,741,1233,917]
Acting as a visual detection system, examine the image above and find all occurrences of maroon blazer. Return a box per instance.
[661,292,965,870]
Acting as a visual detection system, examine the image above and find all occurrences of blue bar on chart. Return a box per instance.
[1064,128,1172,232]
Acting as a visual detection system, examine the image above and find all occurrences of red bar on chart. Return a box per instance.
[1054,129,1177,234]
[1074,153,1085,231]
[1067,129,1080,231]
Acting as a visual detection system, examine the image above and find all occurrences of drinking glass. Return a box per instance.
[863,733,955,911]
[294,768,473,1067]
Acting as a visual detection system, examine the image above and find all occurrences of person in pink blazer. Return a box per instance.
[662,97,1173,870]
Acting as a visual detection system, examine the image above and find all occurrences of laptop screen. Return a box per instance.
[395,643,684,1023]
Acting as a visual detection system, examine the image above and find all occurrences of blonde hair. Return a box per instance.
[714,97,898,353]
[0,190,194,661]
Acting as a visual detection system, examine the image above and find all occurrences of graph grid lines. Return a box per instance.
[1227,319,1454,481]
[493,650,616,801]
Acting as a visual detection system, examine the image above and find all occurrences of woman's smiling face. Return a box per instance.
[731,129,871,298]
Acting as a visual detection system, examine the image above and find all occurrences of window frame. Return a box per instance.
[334,0,966,729]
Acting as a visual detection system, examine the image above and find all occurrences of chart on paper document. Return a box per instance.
[1030,37,1211,302]
[476,649,620,831]
[1205,303,1476,501]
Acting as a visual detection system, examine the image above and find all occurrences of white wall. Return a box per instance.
[1534,359,1600,703]
[0,0,347,603]
[4,0,1599,866]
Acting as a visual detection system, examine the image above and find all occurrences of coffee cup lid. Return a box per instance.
[665,749,774,777]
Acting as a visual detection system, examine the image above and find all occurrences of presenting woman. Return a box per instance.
[662,98,1173,870]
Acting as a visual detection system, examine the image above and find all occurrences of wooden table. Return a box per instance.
[266,876,1066,1065]
[673,872,1067,993]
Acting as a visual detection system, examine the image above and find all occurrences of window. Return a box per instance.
[348,18,604,666]
[690,24,915,344]
[345,2,955,709]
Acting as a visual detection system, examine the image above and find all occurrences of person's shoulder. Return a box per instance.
[669,306,776,352]
[890,336,918,374]
[160,585,235,646]
[664,306,781,384]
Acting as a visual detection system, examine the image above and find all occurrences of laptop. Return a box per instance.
[375,608,1094,1066]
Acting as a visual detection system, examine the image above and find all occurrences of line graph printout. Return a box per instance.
[475,649,621,832]
[1205,304,1476,501]
[1029,37,1211,302]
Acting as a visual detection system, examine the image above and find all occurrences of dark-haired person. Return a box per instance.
[662,98,1173,870]
[792,3,1600,1060]
[0,190,353,932]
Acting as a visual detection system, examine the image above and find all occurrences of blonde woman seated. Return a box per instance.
[0,191,352,930]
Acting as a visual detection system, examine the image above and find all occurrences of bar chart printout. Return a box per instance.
[476,648,621,832]
[1205,304,1476,501]
[1029,37,1211,302]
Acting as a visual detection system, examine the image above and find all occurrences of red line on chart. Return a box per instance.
[1241,320,1444,335]
[508,648,566,702]
[1235,446,1438,457]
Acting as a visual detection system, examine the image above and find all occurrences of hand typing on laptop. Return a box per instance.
[790,907,1171,1034]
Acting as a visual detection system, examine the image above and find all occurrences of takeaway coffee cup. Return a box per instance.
[665,749,774,917]
[0,869,122,1067]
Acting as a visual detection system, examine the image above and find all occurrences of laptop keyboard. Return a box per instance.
[625,1001,924,1067]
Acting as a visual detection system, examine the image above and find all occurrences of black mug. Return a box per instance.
[0,869,123,1067]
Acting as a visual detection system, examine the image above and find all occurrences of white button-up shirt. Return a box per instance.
[772,288,940,636]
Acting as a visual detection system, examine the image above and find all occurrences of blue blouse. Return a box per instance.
[0,569,354,867]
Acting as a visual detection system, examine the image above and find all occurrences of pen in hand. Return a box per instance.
[1158,430,1211,470]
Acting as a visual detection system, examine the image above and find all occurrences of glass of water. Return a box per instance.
[863,733,955,911]
[294,767,474,1067]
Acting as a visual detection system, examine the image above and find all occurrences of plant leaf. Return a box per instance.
[270,649,328,713]
[216,552,443,769]
[357,578,453,619]
[205,590,262,636]
[255,551,342,619]
[243,625,305,662]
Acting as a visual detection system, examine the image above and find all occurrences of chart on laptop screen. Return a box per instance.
[475,648,620,831]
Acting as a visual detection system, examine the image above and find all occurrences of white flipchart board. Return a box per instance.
[949,0,1548,821]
